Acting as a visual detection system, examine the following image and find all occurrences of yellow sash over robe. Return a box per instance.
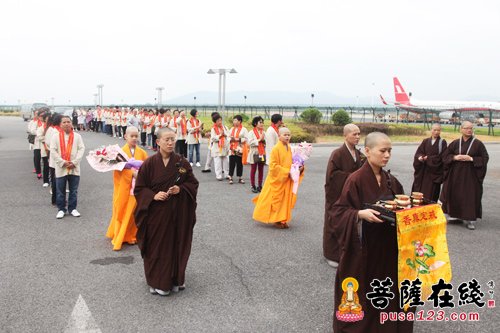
[106,144,148,250]
[252,141,304,223]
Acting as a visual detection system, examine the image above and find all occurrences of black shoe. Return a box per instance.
[257,186,262,192]
[251,186,259,193]
[201,169,211,173]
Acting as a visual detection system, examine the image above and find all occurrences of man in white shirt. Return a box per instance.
[50,116,85,219]
[264,114,283,165]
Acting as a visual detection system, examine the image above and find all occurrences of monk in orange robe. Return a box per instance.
[106,126,148,250]
[252,127,304,229]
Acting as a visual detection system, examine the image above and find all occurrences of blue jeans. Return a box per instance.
[188,144,200,163]
[56,175,80,213]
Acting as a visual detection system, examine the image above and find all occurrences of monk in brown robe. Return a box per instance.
[323,124,363,268]
[411,123,447,202]
[440,121,489,230]
[134,128,199,296]
[330,132,414,333]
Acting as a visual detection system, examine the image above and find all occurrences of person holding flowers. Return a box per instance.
[252,127,304,229]
[105,126,148,251]
[50,115,85,219]
[134,127,199,296]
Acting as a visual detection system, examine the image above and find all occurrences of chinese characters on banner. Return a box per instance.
[396,204,452,307]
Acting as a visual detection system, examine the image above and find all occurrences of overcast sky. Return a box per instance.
[1,0,500,105]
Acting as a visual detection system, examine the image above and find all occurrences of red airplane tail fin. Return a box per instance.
[393,77,410,105]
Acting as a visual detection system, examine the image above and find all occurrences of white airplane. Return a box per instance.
[380,77,500,116]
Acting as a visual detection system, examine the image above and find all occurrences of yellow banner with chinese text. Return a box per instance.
[396,204,452,305]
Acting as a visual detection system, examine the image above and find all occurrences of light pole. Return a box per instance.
[371,82,375,122]
[194,96,197,107]
[156,87,164,108]
[311,93,315,107]
[371,82,375,108]
[97,84,104,106]
[207,68,237,114]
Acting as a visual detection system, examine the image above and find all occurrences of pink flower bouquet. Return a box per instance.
[86,145,145,194]
[290,142,312,194]
[86,145,130,172]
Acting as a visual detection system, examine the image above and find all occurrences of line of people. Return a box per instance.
[28,109,86,219]
[71,105,288,193]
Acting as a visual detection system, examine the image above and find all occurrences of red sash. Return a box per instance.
[253,128,265,156]
[230,126,242,150]
[180,118,187,135]
[214,125,226,151]
[190,117,200,140]
[59,129,74,162]
[271,124,279,135]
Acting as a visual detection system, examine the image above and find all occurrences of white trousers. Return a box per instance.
[204,148,213,170]
[214,156,229,179]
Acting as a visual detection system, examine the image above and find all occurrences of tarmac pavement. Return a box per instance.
[0,117,498,332]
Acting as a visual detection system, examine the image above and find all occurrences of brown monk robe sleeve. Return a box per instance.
[412,139,426,170]
[426,139,447,182]
[441,139,458,182]
[411,139,427,191]
[326,148,352,204]
[328,175,364,260]
[412,139,428,168]
[133,156,157,256]
[472,140,489,183]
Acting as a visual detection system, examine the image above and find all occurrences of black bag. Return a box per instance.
[28,134,35,144]
[253,154,266,164]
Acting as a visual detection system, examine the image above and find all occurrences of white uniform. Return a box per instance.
[210,125,230,179]
[186,118,203,145]
[50,131,85,178]
[264,126,279,165]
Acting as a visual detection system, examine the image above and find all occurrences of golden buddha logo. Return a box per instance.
[336,277,364,322]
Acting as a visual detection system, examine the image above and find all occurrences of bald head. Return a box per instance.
[343,124,360,136]
[365,132,391,149]
[279,127,291,144]
[364,132,392,169]
[157,127,176,138]
[125,126,139,135]
[124,126,139,146]
[431,123,442,139]
[279,127,290,135]
[344,123,361,148]
[461,121,473,129]
[460,120,474,138]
